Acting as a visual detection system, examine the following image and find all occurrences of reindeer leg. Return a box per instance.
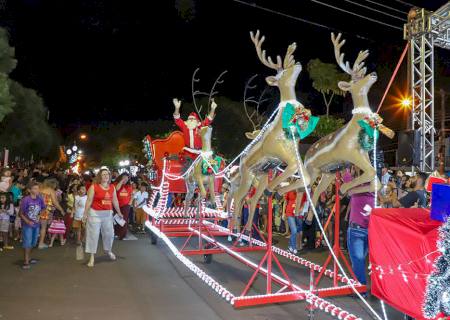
[245,173,268,232]
[305,172,335,224]
[232,169,254,234]
[197,176,207,204]
[340,154,377,194]
[347,174,381,195]
[208,176,216,209]
[184,178,195,216]
[266,161,299,194]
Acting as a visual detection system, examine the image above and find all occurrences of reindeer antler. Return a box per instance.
[331,33,369,79]
[191,68,208,120]
[243,74,270,132]
[250,30,282,71]
[208,70,228,112]
[283,43,297,69]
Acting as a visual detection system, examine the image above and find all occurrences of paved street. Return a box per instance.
[0,233,406,320]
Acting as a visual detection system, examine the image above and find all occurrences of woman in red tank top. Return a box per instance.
[82,168,122,267]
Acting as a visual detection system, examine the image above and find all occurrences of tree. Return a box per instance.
[307,58,347,117]
[175,0,196,21]
[0,28,16,122]
[0,81,61,159]
[311,115,345,138]
[0,73,14,122]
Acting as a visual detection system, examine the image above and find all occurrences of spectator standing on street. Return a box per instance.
[0,168,12,192]
[388,173,428,208]
[347,190,374,290]
[48,211,66,247]
[38,179,66,249]
[133,183,149,233]
[128,181,138,227]
[82,168,122,267]
[381,167,391,195]
[73,185,87,245]
[284,190,304,254]
[114,173,133,240]
[0,193,14,250]
[19,182,46,269]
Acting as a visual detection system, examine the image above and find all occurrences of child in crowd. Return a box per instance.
[19,182,46,269]
[128,181,138,227]
[48,211,66,247]
[133,183,149,233]
[64,184,77,241]
[73,185,87,245]
[10,179,23,240]
[0,193,14,250]
[0,168,12,192]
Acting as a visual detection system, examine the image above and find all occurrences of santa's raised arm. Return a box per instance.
[173,98,217,156]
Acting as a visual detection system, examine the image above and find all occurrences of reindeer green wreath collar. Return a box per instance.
[201,154,223,175]
[282,102,319,140]
[357,113,395,151]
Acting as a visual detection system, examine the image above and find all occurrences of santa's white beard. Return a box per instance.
[185,120,199,130]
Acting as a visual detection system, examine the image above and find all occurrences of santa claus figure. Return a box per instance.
[173,98,218,158]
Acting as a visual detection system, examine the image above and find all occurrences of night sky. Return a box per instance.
[0,0,447,129]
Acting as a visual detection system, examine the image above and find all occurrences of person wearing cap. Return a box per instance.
[172,98,218,158]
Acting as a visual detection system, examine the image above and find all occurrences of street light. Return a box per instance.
[80,134,87,140]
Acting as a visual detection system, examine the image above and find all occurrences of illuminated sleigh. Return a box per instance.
[143,131,225,194]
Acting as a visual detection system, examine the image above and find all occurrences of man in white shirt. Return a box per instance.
[381,167,391,196]
[133,183,149,232]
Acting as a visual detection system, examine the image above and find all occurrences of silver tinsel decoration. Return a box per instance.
[423,218,450,318]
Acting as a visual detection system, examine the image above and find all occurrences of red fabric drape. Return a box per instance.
[369,208,442,319]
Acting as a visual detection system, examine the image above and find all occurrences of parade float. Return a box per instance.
[141,3,450,318]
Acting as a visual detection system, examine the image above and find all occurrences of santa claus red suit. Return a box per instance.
[173,112,213,157]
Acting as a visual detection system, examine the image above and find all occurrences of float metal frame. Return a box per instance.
[145,165,365,313]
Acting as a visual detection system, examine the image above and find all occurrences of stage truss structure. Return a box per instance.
[404,3,450,172]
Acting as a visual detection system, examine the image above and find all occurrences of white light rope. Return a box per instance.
[289,126,383,320]
[145,221,235,302]
[374,127,378,208]
[380,300,389,320]
[374,123,390,320]
[211,104,281,176]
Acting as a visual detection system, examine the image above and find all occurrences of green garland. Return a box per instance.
[357,118,379,151]
[201,155,223,175]
[282,102,319,140]
[358,130,374,151]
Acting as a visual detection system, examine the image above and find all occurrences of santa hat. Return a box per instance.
[188,112,200,121]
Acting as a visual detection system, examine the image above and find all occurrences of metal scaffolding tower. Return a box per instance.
[404,3,450,172]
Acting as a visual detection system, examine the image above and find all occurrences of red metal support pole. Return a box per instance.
[266,170,273,294]
[333,172,341,288]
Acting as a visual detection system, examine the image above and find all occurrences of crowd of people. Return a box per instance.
[1,159,442,287]
[0,163,151,269]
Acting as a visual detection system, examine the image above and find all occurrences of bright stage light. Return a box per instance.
[401,98,411,108]
[80,134,87,140]
[72,145,78,152]
[66,149,72,155]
